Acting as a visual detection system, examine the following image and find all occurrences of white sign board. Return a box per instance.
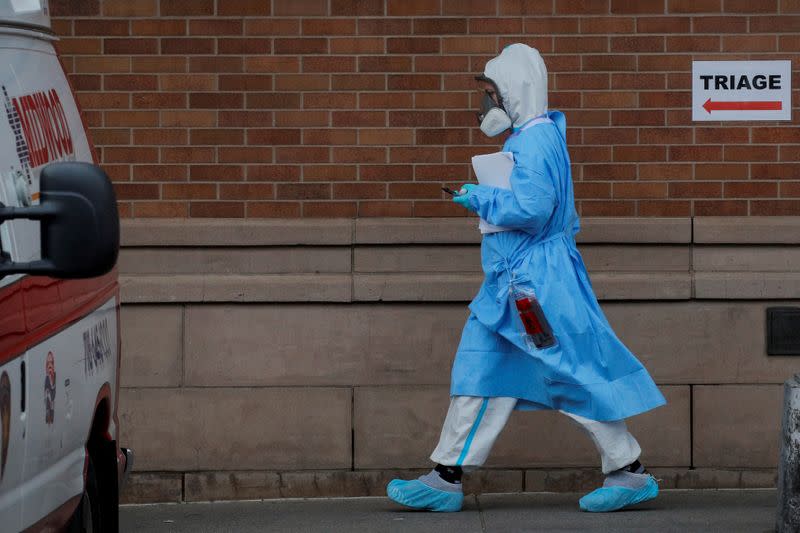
[692,60,791,121]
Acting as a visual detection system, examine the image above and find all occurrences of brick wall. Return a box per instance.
[51,0,800,218]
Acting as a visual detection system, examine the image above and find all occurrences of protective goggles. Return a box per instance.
[474,75,505,125]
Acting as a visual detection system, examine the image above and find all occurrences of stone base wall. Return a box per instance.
[117,217,798,503]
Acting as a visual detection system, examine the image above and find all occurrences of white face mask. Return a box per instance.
[479,107,512,137]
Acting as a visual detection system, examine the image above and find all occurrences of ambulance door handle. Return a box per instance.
[19,361,25,412]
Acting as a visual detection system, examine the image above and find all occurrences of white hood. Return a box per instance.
[0,0,50,31]
[482,44,547,128]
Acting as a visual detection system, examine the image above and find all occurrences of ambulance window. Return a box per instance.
[0,171,15,282]
[0,220,19,288]
[0,232,9,286]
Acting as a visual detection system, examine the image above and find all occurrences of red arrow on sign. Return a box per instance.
[703,98,782,113]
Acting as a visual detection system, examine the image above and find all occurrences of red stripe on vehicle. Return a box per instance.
[0,270,118,366]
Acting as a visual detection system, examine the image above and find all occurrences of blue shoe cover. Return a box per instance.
[386,479,463,512]
[579,476,658,512]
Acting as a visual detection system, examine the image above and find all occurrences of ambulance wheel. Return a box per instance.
[68,458,101,533]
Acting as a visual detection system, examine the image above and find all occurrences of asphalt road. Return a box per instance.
[121,489,776,532]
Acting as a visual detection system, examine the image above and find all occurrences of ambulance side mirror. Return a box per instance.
[0,162,120,279]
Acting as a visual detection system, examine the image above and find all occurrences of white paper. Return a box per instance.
[471,151,515,234]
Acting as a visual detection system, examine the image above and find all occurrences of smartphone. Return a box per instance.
[441,187,459,196]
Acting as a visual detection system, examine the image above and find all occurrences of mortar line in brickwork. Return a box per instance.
[350,221,355,302]
[690,217,696,299]
[477,494,488,533]
[351,387,355,471]
[689,384,695,470]
[180,305,186,388]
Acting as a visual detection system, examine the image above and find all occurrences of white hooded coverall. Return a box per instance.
[432,45,644,475]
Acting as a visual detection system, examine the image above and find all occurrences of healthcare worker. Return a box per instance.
[386,44,666,514]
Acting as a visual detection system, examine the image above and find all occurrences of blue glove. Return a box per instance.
[452,184,477,209]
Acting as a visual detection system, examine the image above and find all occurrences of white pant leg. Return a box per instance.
[561,411,641,474]
[430,396,517,468]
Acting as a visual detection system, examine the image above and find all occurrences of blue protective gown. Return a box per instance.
[451,110,666,422]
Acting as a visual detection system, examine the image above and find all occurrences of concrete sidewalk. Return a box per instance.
[121,489,776,532]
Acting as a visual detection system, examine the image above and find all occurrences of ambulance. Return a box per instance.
[0,1,131,531]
